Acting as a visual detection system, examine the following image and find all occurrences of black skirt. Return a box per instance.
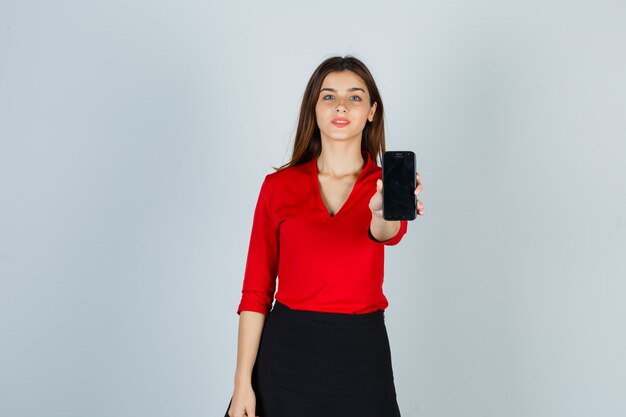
[225,300,401,417]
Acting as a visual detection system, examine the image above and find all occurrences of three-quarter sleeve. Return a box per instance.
[236,175,279,316]
[368,219,408,246]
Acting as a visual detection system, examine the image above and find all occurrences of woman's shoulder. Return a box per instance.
[265,159,313,184]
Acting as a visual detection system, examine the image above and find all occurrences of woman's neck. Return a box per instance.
[316,143,365,177]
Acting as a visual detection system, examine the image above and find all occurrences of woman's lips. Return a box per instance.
[331,117,350,128]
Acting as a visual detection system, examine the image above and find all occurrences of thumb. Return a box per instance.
[376,178,382,192]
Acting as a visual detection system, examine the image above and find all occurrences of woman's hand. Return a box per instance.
[369,172,425,217]
[227,383,259,417]
[415,172,425,215]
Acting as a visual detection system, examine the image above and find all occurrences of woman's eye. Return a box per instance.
[321,94,362,101]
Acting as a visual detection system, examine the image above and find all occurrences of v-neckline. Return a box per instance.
[311,151,371,219]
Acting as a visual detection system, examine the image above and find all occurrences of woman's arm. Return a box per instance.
[234,310,266,384]
[369,216,402,242]
[228,310,266,417]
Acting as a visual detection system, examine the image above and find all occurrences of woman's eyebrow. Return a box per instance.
[320,87,366,93]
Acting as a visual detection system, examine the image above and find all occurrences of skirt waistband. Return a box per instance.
[270,300,385,325]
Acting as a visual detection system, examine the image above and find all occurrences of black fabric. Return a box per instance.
[225,301,402,417]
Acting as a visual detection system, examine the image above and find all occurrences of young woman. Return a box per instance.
[226,55,424,417]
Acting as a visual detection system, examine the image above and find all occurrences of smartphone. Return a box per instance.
[382,151,417,221]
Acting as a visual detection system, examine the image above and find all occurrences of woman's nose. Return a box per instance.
[335,98,348,112]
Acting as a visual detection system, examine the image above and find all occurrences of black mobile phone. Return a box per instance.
[382,151,417,221]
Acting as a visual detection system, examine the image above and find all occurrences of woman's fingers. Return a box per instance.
[414,172,423,195]
[415,173,424,215]
[231,406,256,417]
[414,183,423,195]
[228,386,257,417]
[417,199,425,215]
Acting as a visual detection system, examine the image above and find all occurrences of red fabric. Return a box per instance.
[237,150,408,316]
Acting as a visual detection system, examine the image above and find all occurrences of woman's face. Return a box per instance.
[315,70,377,145]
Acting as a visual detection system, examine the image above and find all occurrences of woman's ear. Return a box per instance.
[368,102,378,122]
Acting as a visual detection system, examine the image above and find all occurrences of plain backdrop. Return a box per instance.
[1,1,625,416]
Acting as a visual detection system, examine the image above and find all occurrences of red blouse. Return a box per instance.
[236,150,408,316]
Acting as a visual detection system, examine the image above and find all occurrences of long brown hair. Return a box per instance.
[272,55,386,171]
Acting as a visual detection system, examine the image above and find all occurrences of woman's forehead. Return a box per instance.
[320,71,368,91]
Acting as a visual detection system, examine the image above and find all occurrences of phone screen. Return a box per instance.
[382,151,416,221]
